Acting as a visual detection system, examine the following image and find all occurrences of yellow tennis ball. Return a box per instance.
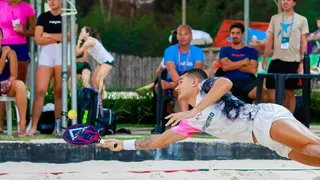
[68,110,77,120]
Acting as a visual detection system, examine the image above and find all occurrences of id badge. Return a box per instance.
[281,37,290,50]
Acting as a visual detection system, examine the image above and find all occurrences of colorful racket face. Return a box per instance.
[63,124,101,145]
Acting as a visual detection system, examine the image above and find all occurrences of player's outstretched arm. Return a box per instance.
[97,130,187,151]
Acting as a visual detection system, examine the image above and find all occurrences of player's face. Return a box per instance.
[281,0,296,11]
[177,27,192,46]
[80,27,90,38]
[230,28,243,44]
[175,75,194,100]
[48,0,61,10]
[317,20,320,29]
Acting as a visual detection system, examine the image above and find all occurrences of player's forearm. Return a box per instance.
[300,38,307,60]
[47,33,63,42]
[167,68,180,83]
[239,62,257,74]
[264,36,273,59]
[220,59,246,72]
[132,136,166,150]
[35,37,57,45]
[0,56,7,73]
[193,78,232,114]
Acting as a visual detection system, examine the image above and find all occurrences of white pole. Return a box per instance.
[244,0,250,46]
[61,0,69,128]
[29,0,36,116]
[182,0,186,25]
[70,0,77,124]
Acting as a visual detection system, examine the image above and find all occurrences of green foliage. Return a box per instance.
[102,93,154,124]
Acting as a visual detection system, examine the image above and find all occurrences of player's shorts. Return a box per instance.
[253,103,295,158]
[38,43,71,67]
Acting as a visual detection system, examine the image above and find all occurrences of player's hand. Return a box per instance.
[42,32,50,38]
[97,139,123,151]
[165,109,198,127]
[2,46,11,56]
[15,24,24,33]
[297,62,303,74]
[262,58,268,70]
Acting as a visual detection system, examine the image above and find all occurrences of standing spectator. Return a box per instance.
[263,0,309,112]
[0,28,28,136]
[308,18,320,53]
[0,0,36,83]
[28,0,77,136]
[219,23,270,103]
[162,24,204,112]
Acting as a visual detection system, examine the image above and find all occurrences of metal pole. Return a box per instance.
[70,0,78,124]
[36,0,42,59]
[182,0,186,25]
[29,0,35,117]
[302,52,311,128]
[61,0,69,128]
[244,0,250,46]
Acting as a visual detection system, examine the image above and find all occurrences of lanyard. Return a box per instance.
[178,46,191,73]
[282,12,295,37]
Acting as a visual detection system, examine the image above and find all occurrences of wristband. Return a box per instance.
[123,140,136,150]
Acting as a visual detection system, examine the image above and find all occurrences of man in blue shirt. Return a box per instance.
[219,23,270,102]
[162,24,204,111]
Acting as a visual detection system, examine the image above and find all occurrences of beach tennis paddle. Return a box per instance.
[62,124,117,148]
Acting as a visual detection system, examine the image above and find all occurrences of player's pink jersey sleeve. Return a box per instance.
[171,119,203,137]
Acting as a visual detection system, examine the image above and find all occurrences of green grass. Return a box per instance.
[117,124,154,128]
[0,134,57,141]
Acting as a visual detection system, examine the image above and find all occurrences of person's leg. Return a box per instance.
[17,61,29,83]
[270,119,320,166]
[28,66,53,135]
[288,150,320,167]
[285,89,296,113]
[248,87,271,103]
[92,66,100,90]
[81,69,91,88]
[0,103,4,132]
[267,89,276,103]
[53,66,63,121]
[7,80,28,136]
[97,64,113,95]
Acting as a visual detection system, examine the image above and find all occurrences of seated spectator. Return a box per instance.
[308,18,320,54]
[0,28,28,136]
[161,24,204,112]
[219,23,270,103]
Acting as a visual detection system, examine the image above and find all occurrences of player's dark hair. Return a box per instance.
[230,22,245,33]
[84,26,101,41]
[182,68,208,81]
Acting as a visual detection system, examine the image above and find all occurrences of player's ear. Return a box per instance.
[192,77,198,87]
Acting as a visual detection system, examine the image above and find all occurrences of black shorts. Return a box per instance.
[230,79,257,96]
[266,59,301,89]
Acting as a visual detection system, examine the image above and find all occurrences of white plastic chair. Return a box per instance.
[0,96,20,136]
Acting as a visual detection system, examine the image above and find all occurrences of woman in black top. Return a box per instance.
[28,0,77,136]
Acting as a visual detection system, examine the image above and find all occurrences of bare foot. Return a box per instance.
[17,131,28,137]
[27,129,40,136]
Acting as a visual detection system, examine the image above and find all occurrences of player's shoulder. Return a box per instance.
[165,44,178,52]
[38,11,50,19]
[190,45,203,52]
[220,46,232,51]
[295,13,308,21]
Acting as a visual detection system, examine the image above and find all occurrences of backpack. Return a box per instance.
[96,108,117,135]
[77,88,103,125]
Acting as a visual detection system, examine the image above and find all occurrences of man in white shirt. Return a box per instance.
[99,68,320,167]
